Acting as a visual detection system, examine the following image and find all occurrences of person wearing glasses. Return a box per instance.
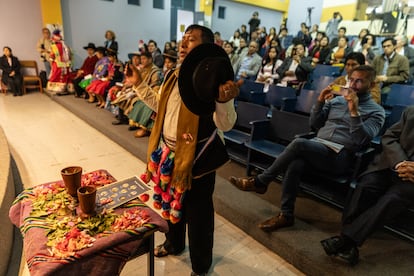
[371,38,409,94]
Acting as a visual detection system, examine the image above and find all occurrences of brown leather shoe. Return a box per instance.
[258,213,294,232]
[228,176,267,194]
[134,128,149,138]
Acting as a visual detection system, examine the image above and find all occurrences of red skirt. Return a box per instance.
[86,79,110,96]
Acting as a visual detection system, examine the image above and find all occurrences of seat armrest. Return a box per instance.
[294,132,316,139]
[351,147,377,179]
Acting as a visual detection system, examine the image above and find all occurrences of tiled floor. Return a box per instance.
[0,92,303,276]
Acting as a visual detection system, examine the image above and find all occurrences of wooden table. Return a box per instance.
[8,170,167,276]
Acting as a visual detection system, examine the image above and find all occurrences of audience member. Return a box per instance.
[371,38,410,94]
[328,36,352,65]
[163,42,172,53]
[329,26,347,49]
[350,28,369,52]
[265,27,278,49]
[250,29,260,46]
[0,46,22,96]
[85,47,109,103]
[104,30,118,53]
[360,34,376,65]
[170,40,178,51]
[308,31,325,53]
[111,52,142,125]
[256,46,283,92]
[239,24,249,42]
[229,30,241,49]
[296,22,307,39]
[331,52,380,104]
[277,42,313,86]
[248,11,261,40]
[72,43,99,98]
[394,35,414,83]
[234,41,262,81]
[161,49,177,75]
[86,49,120,108]
[279,27,290,49]
[229,65,385,233]
[214,31,224,47]
[310,24,319,40]
[36,27,52,77]
[257,26,267,51]
[127,51,161,137]
[236,38,248,55]
[325,11,343,41]
[284,37,308,58]
[310,35,331,65]
[223,42,239,73]
[302,26,313,47]
[269,38,283,60]
[148,39,164,68]
[321,105,414,266]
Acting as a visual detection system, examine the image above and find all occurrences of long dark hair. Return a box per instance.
[261,46,278,74]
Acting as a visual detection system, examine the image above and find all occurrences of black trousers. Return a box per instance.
[72,77,85,97]
[342,169,414,246]
[163,172,215,274]
[257,138,353,216]
[4,75,22,95]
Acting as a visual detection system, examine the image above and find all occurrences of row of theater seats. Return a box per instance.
[226,79,414,241]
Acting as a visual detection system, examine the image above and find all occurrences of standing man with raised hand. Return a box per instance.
[125,24,239,276]
[325,12,343,41]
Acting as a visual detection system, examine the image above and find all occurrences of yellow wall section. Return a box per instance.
[199,0,213,16]
[234,0,290,12]
[321,3,357,22]
[40,0,63,26]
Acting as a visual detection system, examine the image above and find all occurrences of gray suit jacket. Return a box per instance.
[364,105,414,175]
[234,52,262,79]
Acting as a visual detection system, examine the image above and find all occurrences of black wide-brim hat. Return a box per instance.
[83,42,96,50]
[178,43,234,115]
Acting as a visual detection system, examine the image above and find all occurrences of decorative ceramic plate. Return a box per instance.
[96,176,151,209]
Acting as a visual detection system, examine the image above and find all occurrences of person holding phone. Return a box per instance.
[229,65,384,233]
[330,52,381,104]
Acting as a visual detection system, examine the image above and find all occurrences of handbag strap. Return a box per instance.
[193,128,218,165]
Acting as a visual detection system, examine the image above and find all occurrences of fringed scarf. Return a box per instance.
[144,68,199,192]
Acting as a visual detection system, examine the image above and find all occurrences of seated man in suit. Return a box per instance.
[321,105,414,265]
[371,38,409,94]
[234,40,262,81]
[229,65,385,232]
